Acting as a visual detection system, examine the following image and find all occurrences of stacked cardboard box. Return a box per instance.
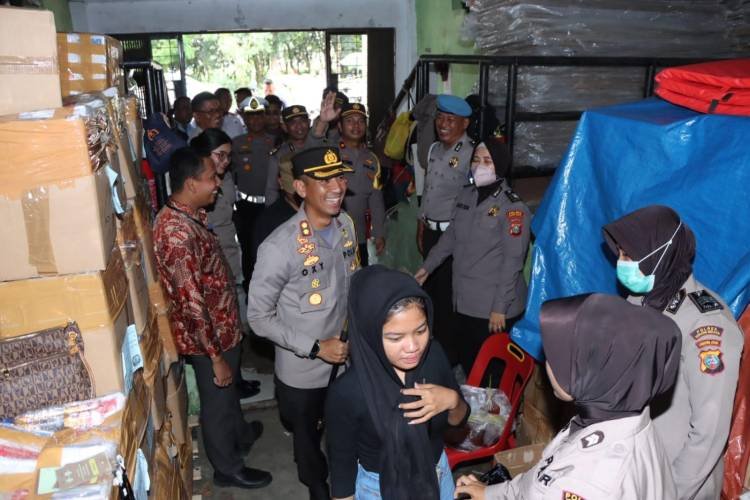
[516,363,572,446]
[0,11,187,495]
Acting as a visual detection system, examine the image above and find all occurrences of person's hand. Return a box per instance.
[400,383,459,425]
[211,355,233,387]
[455,474,487,499]
[319,91,341,124]
[375,237,386,256]
[489,312,506,333]
[318,337,349,364]
[416,219,425,256]
[414,268,429,286]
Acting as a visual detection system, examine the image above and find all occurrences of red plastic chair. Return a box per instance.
[445,332,535,469]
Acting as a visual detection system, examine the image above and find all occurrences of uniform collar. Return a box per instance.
[440,132,470,152]
[564,407,651,452]
[293,203,345,248]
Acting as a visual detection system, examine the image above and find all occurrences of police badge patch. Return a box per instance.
[563,492,586,500]
[699,349,724,375]
[448,156,459,168]
[506,210,524,237]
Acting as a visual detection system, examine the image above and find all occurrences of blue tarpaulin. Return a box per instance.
[511,98,750,360]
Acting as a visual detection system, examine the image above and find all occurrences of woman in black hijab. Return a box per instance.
[455,293,681,500]
[326,265,469,500]
[602,205,744,500]
[416,139,531,379]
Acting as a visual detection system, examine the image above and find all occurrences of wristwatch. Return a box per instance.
[309,339,321,360]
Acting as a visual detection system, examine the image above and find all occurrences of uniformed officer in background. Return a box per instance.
[336,102,386,266]
[417,94,474,365]
[265,104,318,206]
[247,146,359,500]
[603,205,743,500]
[311,88,348,143]
[232,96,276,290]
[416,139,530,379]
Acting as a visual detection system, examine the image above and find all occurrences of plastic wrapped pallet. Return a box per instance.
[0,97,126,281]
[57,33,124,98]
[0,6,63,115]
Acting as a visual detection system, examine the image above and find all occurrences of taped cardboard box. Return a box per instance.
[166,362,189,446]
[121,371,152,480]
[133,195,159,284]
[0,424,50,496]
[494,443,546,478]
[0,250,130,396]
[0,6,62,116]
[124,96,143,164]
[57,33,123,98]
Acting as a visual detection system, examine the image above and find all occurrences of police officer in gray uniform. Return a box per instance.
[417,139,530,379]
[337,102,386,266]
[603,205,743,500]
[265,104,319,206]
[417,94,474,364]
[232,96,276,289]
[247,146,359,500]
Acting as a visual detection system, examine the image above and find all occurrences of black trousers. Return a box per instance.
[275,377,329,498]
[233,200,265,292]
[187,344,252,475]
[455,311,523,387]
[358,242,369,267]
[421,226,458,365]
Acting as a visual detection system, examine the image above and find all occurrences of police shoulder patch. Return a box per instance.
[505,189,522,203]
[563,492,586,500]
[269,146,281,156]
[665,289,686,315]
[688,290,724,313]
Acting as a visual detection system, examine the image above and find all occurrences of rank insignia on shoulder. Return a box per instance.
[505,189,522,203]
[457,203,470,210]
[699,349,724,375]
[488,206,500,217]
[300,221,312,237]
[580,430,604,449]
[269,146,280,156]
[454,142,463,152]
[304,255,319,266]
[689,290,724,313]
[506,209,524,237]
[563,492,586,500]
[665,289,686,315]
[448,156,459,168]
[690,325,723,341]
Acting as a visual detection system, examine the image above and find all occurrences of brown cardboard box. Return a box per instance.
[0,250,130,396]
[0,103,119,281]
[494,443,546,477]
[121,241,150,334]
[516,402,557,446]
[166,363,189,446]
[149,281,181,369]
[121,372,152,480]
[124,96,143,165]
[0,7,62,115]
[133,195,159,284]
[57,33,123,98]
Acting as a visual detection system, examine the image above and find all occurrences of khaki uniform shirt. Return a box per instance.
[420,133,474,222]
[631,275,744,500]
[422,181,530,319]
[246,205,360,389]
[486,409,677,500]
[340,142,386,244]
[231,133,275,196]
[264,135,320,206]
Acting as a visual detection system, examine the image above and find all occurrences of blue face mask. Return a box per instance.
[616,222,682,294]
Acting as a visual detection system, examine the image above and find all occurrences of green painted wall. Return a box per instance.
[42,0,73,32]
[416,0,479,97]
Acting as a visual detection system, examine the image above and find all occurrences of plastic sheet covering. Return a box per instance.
[511,98,750,359]
[513,121,578,169]
[463,0,746,57]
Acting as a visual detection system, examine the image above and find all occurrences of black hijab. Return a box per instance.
[348,265,440,500]
[474,139,512,205]
[602,205,696,311]
[541,293,681,432]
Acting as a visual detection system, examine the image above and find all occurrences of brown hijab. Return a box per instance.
[541,293,681,431]
[602,205,696,311]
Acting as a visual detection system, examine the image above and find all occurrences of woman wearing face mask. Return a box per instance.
[326,265,470,500]
[455,293,682,500]
[603,205,743,500]
[415,140,531,378]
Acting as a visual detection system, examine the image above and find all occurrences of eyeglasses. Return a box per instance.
[211,150,230,161]
[197,108,222,116]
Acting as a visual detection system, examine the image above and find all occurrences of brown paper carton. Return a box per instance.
[124,96,143,165]
[56,33,123,98]
[121,372,152,480]
[0,6,62,115]
[133,195,159,284]
[166,363,189,446]
[0,250,130,396]
[494,443,546,477]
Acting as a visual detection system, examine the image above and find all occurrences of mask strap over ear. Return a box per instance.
[640,221,682,275]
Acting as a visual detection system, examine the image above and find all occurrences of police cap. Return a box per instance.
[292,147,354,180]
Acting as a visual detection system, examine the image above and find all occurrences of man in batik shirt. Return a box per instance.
[153,147,271,490]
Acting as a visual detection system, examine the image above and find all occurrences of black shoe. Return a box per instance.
[240,421,264,454]
[239,379,260,399]
[214,467,272,489]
